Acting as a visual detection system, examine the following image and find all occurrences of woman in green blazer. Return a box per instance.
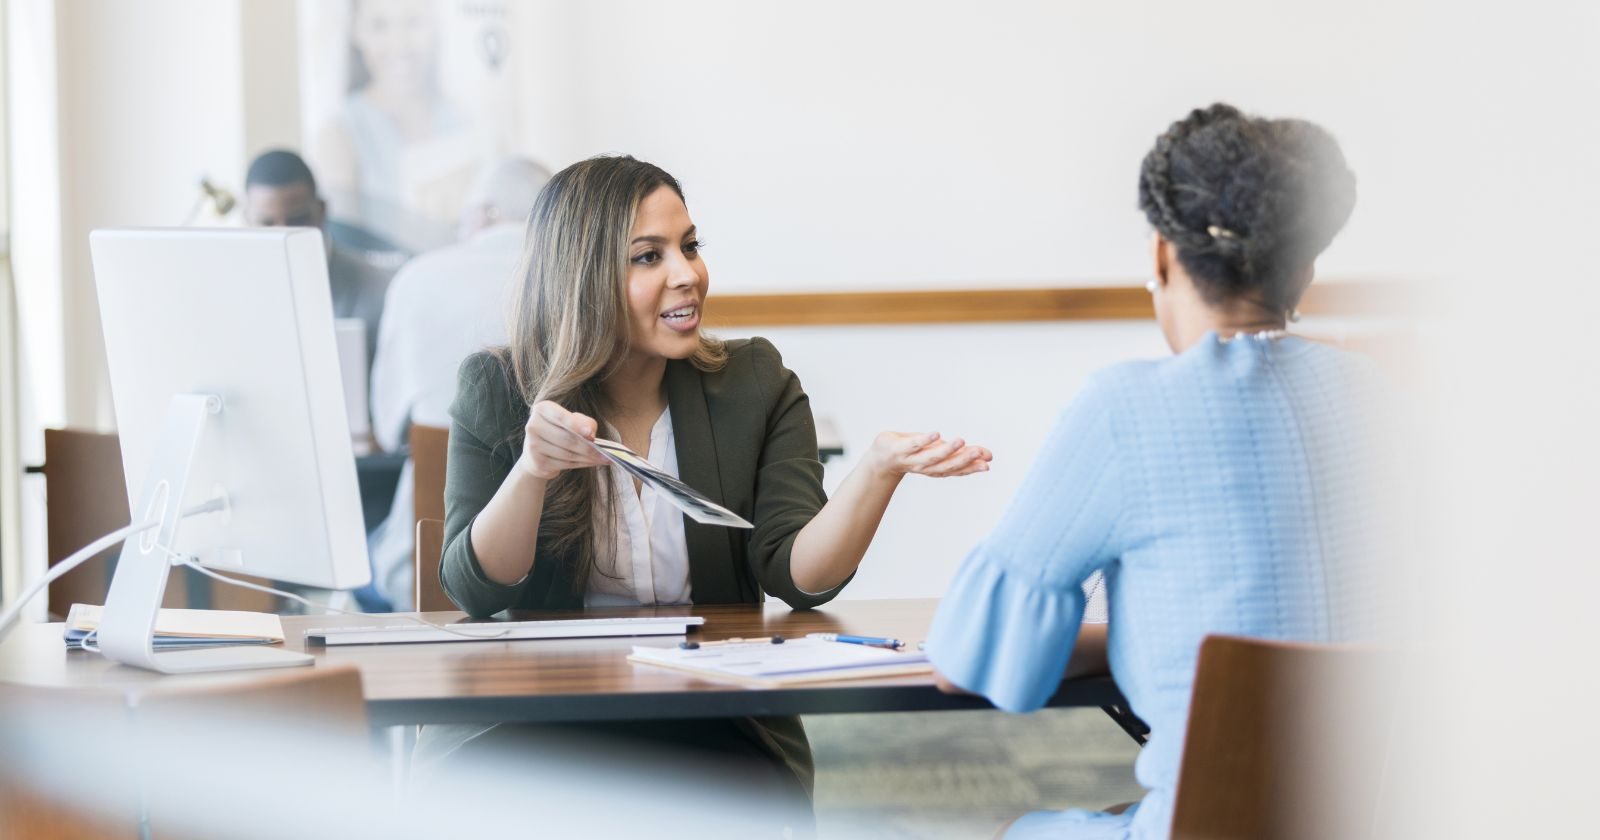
[435,155,990,825]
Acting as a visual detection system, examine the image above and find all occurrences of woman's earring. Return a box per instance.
[1145,279,1159,294]
[1287,308,1301,323]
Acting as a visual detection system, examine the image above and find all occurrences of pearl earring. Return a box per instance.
[1145,279,1159,294]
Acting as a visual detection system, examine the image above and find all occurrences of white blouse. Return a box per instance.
[585,408,693,606]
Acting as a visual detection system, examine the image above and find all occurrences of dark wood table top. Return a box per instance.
[0,598,1124,727]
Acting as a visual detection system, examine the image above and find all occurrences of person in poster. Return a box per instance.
[310,0,492,252]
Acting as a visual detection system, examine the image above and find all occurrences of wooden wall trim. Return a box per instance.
[705,282,1396,327]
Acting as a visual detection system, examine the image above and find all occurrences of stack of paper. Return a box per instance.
[628,637,932,688]
[63,603,285,650]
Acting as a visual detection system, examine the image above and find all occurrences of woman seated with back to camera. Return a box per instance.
[927,103,1383,839]
[433,154,991,825]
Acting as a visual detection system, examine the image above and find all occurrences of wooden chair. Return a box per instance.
[0,666,366,840]
[410,424,452,612]
[414,518,452,612]
[0,684,137,839]
[410,423,450,527]
[136,664,368,751]
[141,666,368,839]
[40,429,133,619]
[1169,635,1392,840]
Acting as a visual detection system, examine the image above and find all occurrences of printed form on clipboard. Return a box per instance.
[628,638,932,688]
[590,437,752,528]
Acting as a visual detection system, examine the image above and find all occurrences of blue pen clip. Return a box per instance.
[807,632,903,649]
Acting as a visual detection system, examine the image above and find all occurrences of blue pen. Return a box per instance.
[807,632,903,649]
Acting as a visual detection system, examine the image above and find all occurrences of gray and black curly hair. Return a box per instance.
[1138,103,1357,315]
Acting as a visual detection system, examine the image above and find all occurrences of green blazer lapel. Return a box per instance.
[663,360,742,603]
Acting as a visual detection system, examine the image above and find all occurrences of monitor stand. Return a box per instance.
[95,394,312,674]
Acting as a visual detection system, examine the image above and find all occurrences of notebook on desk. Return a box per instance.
[628,637,932,688]
[63,603,285,650]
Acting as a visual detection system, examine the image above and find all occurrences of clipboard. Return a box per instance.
[627,637,932,688]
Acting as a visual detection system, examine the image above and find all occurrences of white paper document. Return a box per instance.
[628,638,931,687]
[590,437,753,529]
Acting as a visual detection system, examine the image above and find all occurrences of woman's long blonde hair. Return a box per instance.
[499,155,725,592]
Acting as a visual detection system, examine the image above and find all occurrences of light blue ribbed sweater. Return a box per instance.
[928,332,1382,839]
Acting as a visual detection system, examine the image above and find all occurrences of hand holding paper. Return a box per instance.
[518,400,610,480]
[510,398,750,528]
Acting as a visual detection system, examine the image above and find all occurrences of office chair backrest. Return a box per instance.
[414,518,452,612]
[411,424,452,612]
[135,665,369,840]
[134,664,367,747]
[1170,635,1392,840]
[0,666,367,840]
[42,429,131,618]
[410,424,450,527]
[0,683,138,839]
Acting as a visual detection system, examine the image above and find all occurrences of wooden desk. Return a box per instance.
[0,599,1130,729]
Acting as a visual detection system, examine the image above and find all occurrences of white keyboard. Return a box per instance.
[303,616,705,646]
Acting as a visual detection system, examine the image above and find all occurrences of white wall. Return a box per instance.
[53,0,250,428]
[511,0,1441,292]
[7,0,63,434]
[240,0,302,156]
[3,0,59,610]
[13,0,297,435]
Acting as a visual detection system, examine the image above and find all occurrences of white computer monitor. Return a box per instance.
[87,228,371,673]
